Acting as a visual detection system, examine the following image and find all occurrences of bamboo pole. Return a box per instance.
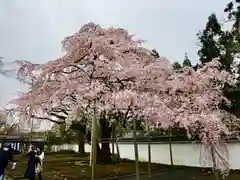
[168,127,173,166]
[147,124,151,178]
[133,118,140,180]
[90,101,97,180]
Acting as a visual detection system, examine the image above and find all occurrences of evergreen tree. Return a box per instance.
[224,1,240,75]
[182,53,192,67]
[197,14,222,65]
[197,1,240,118]
[224,1,240,33]
[172,62,181,70]
[197,13,237,71]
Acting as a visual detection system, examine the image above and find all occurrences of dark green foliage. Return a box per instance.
[172,62,182,70]
[62,129,77,144]
[197,12,240,71]
[44,131,62,148]
[197,1,240,118]
[221,1,240,117]
[182,53,192,67]
[70,120,86,135]
[197,14,223,67]
[224,1,240,32]
[224,1,240,77]
[44,124,78,148]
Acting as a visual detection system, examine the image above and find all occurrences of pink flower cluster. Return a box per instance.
[10,23,237,172]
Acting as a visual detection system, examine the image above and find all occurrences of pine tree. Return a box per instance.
[197,14,222,64]
[224,1,240,74]
[182,53,192,67]
[197,13,238,72]
[197,2,240,117]
[224,1,240,33]
[172,62,181,70]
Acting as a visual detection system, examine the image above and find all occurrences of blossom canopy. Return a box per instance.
[11,23,236,145]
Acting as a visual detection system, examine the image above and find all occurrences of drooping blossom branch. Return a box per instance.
[9,23,238,173]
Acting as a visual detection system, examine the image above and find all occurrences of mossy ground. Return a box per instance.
[5,151,240,180]
[6,151,166,180]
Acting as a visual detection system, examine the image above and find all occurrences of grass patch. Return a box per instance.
[6,152,166,180]
[6,152,240,180]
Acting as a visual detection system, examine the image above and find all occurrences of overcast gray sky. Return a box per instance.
[0,0,228,105]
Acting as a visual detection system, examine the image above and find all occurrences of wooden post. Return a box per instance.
[147,124,151,178]
[111,123,115,158]
[90,101,97,180]
[29,118,34,144]
[29,78,34,145]
[133,118,140,180]
[168,127,173,166]
[116,138,120,160]
[210,144,220,180]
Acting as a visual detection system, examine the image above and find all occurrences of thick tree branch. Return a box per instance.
[31,114,65,124]
[51,107,69,115]
[50,112,67,120]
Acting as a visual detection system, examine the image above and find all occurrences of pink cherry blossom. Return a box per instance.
[9,23,237,173]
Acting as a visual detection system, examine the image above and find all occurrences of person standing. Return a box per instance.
[0,143,16,180]
[35,147,44,180]
[24,145,36,180]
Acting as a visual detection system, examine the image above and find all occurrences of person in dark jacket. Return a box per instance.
[24,145,36,180]
[0,143,16,180]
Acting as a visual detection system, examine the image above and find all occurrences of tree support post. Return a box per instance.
[147,124,151,179]
[29,78,34,145]
[168,127,173,166]
[133,118,140,180]
[90,101,97,180]
[111,123,115,158]
[210,144,220,180]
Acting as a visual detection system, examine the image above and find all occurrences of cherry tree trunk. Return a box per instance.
[111,124,115,157]
[86,130,102,163]
[116,140,120,159]
[147,125,151,178]
[133,118,140,180]
[77,131,85,155]
[99,115,112,163]
[96,143,102,163]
